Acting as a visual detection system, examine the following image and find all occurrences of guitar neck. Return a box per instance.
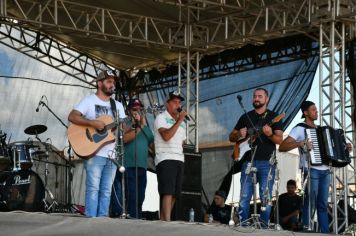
[105,122,117,130]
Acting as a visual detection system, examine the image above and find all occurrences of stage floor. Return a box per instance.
[0,211,327,236]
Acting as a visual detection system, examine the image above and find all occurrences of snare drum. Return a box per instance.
[9,142,35,170]
[0,170,45,212]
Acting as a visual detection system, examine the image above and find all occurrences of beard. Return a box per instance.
[253,101,264,109]
[101,87,115,96]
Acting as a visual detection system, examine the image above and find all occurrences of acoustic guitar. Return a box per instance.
[231,113,285,161]
[67,115,117,159]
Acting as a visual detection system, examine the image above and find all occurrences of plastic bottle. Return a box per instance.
[208,213,213,223]
[189,208,195,222]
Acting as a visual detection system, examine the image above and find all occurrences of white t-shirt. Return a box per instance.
[154,110,186,165]
[288,123,329,171]
[73,94,126,158]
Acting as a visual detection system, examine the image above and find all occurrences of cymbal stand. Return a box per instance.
[41,142,58,212]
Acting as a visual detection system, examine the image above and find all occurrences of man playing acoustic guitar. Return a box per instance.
[229,88,283,225]
[68,70,126,217]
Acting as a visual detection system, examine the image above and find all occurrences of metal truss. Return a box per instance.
[1,0,356,55]
[177,51,200,150]
[319,17,355,234]
[0,23,110,86]
[136,35,319,93]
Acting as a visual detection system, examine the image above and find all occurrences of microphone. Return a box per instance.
[236,95,242,102]
[36,96,44,112]
[177,107,190,121]
[236,94,245,109]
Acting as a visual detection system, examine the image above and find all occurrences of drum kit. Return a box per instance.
[0,125,68,213]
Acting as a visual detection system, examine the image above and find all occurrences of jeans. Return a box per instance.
[111,167,147,219]
[302,168,330,233]
[126,167,147,218]
[239,160,275,224]
[84,155,117,217]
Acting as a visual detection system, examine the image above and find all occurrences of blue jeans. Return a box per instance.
[239,160,275,224]
[111,167,147,219]
[84,156,117,217]
[302,168,330,233]
[126,167,147,219]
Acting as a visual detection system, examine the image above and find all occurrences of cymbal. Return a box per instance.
[24,125,47,135]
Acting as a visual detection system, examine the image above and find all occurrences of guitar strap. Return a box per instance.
[109,98,117,119]
[295,122,319,129]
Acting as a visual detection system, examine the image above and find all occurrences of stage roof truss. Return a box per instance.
[1,0,356,69]
[0,23,110,87]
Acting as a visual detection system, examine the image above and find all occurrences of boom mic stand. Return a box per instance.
[37,97,73,209]
[236,95,267,228]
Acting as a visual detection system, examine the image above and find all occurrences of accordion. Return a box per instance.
[305,126,351,167]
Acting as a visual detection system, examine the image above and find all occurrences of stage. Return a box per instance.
[0,211,328,236]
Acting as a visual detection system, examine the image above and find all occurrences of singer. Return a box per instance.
[154,91,187,221]
[229,88,283,225]
[110,98,154,219]
[68,70,126,218]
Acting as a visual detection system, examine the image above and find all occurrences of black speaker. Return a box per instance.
[175,191,204,222]
[173,149,204,221]
[182,151,202,192]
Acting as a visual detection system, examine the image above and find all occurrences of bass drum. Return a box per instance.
[0,170,45,212]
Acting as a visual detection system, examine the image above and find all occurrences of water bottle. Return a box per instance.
[208,213,213,223]
[189,208,195,222]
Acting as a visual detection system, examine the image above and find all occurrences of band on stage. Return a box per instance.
[0,70,353,234]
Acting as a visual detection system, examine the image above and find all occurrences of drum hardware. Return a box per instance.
[43,187,58,212]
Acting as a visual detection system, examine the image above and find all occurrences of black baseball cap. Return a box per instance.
[300,101,315,118]
[215,190,227,199]
[166,91,185,102]
[127,98,144,109]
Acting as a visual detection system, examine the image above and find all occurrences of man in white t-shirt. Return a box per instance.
[279,101,330,233]
[68,70,126,217]
[154,91,187,221]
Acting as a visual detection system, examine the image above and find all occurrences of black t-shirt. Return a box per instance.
[278,193,302,218]
[234,109,283,161]
[208,204,232,225]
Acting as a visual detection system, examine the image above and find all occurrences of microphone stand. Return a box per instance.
[128,112,140,219]
[113,117,127,218]
[303,130,313,231]
[37,100,73,209]
[236,96,267,228]
[133,121,139,219]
